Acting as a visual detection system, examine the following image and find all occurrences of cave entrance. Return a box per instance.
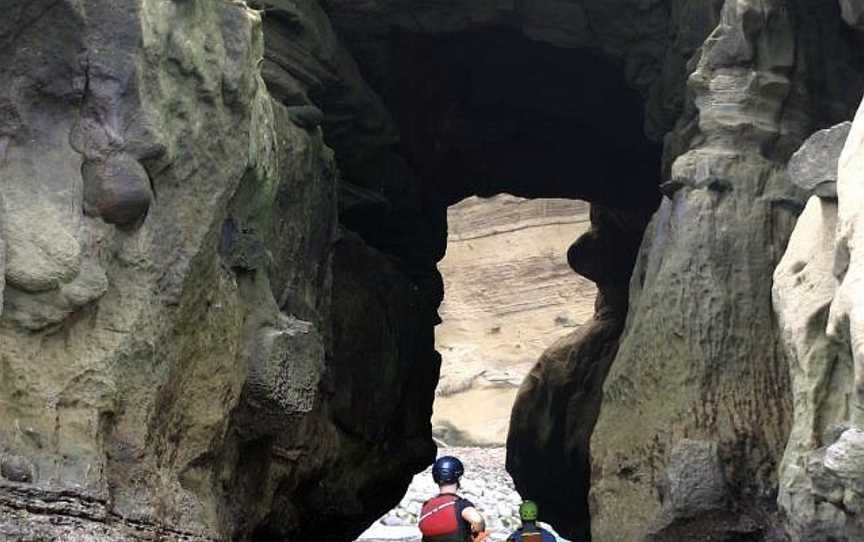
[338,24,663,542]
[432,195,597,447]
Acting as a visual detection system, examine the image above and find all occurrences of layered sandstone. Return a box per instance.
[433,196,595,446]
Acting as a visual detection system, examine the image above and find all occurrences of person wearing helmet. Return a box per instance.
[419,456,487,542]
[506,501,556,541]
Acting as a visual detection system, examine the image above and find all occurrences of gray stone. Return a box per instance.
[787,122,852,198]
[3,259,108,331]
[0,227,4,318]
[286,105,325,129]
[246,317,324,417]
[2,202,81,293]
[588,0,864,540]
[4,1,864,541]
[773,196,852,540]
[840,0,864,30]
[774,85,864,541]
[825,428,864,480]
[81,154,153,227]
[0,1,357,539]
[0,454,36,483]
[662,440,727,517]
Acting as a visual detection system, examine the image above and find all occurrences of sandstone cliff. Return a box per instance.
[433,195,595,446]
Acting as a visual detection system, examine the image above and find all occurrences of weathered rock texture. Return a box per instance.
[4,0,864,541]
[507,203,648,542]
[787,123,851,198]
[589,3,864,541]
[433,196,595,447]
[841,0,864,30]
[772,100,864,540]
[0,1,435,540]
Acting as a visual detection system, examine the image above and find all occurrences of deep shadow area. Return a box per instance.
[386,28,662,207]
[370,30,661,542]
[332,29,663,542]
[258,13,664,540]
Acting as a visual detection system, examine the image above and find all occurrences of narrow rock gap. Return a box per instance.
[311,26,664,542]
[8,3,864,542]
[355,194,598,541]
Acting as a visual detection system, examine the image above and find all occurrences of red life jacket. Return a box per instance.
[419,494,469,542]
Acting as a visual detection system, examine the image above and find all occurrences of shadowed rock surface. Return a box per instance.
[787,123,852,198]
[0,2,432,540]
[588,3,864,541]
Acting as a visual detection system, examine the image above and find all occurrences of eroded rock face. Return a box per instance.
[506,204,651,542]
[840,0,864,29]
[787,123,852,198]
[589,2,864,541]
[773,95,864,541]
[5,1,864,541]
[0,1,432,540]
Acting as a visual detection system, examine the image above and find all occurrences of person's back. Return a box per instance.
[505,525,556,542]
[419,456,487,542]
[506,501,556,542]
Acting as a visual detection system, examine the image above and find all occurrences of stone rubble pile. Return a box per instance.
[357,448,570,542]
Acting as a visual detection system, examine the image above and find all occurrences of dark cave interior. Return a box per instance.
[257,14,666,541]
[382,28,662,207]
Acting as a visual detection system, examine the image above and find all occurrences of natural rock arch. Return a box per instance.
[3,2,864,542]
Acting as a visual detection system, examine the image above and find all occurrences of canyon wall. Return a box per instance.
[0,1,437,540]
[433,195,595,446]
[3,1,864,541]
[588,3,864,541]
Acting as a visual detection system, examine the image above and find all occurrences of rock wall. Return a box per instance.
[5,1,864,541]
[589,2,864,541]
[433,196,595,446]
[772,95,864,540]
[0,1,435,540]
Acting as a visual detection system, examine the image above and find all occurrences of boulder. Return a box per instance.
[840,0,864,30]
[787,122,852,198]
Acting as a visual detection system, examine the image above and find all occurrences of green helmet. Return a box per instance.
[519,500,539,522]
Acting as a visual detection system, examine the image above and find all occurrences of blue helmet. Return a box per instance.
[432,456,464,485]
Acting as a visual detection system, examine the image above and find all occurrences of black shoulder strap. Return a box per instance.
[454,497,473,541]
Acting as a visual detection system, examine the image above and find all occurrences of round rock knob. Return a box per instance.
[82,154,153,227]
